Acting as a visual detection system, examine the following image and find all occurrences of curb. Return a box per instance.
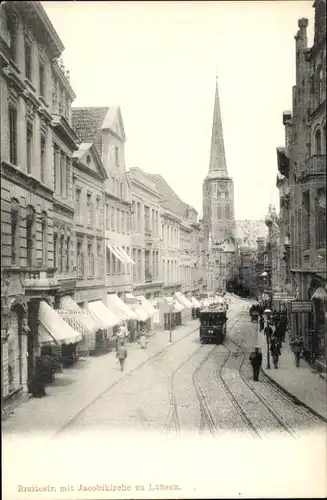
[260,367,327,423]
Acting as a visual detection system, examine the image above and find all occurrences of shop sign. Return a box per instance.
[274,292,296,301]
[56,309,87,317]
[291,301,312,313]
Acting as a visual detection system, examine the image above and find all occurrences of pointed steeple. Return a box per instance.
[208,76,228,179]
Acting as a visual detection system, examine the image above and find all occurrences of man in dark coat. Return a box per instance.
[249,347,262,381]
[264,323,273,344]
[259,316,265,332]
[270,337,281,369]
[275,321,284,349]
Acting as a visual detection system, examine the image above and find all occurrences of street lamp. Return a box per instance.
[169,295,176,343]
[263,308,272,369]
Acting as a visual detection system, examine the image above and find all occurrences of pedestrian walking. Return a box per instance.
[270,337,281,369]
[249,347,262,381]
[290,335,303,367]
[139,329,148,349]
[259,316,265,332]
[116,340,128,371]
[264,323,273,344]
[275,321,284,349]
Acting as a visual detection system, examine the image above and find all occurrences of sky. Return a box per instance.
[42,1,315,220]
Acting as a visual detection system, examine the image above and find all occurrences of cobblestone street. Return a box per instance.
[61,298,325,439]
[5,297,324,441]
[3,297,326,500]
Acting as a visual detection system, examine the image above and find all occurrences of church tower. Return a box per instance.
[203,77,236,291]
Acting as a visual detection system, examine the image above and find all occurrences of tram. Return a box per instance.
[199,303,227,344]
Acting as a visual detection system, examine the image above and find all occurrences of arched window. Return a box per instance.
[11,199,20,266]
[86,154,91,166]
[225,205,230,220]
[315,129,322,155]
[217,205,221,219]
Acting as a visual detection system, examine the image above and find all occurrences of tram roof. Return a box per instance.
[200,305,227,314]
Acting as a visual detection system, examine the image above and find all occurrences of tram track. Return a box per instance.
[161,344,206,436]
[162,311,243,437]
[216,340,261,439]
[55,323,200,437]
[226,337,297,438]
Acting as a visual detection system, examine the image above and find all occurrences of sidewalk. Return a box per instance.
[2,320,199,439]
[258,329,327,420]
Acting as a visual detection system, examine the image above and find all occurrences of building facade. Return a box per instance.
[127,167,163,302]
[276,2,326,364]
[72,107,133,299]
[202,79,236,292]
[0,1,78,405]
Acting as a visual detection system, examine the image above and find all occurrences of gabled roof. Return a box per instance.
[150,174,188,218]
[73,142,108,179]
[72,107,109,156]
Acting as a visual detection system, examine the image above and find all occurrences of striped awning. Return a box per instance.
[175,292,193,309]
[59,295,100,335]
[107,293,138,320]
[38,301,82,346]
[164,296,184,313]
[88,300,122,328]
[107,244,135,265]
[137,295,156,317]
[125,293,149,321]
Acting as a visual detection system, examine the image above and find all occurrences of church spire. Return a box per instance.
[208,76,228,178]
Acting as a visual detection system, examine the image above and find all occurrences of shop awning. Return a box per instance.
[164,296,185,313]
[191,296,201,308]
[133,306,149,322]
[60,295,100,334]
[175,292,193,309]
[107,293,138,320]
[38,301,82,346]
[311,287,327,303]
[106,244,126,264]
[112,245,135,265]
[88,300,122,328]
[124,293,149,321]
[111,245,130,265]
[138,295,156,317]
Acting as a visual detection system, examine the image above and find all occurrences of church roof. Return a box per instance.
[234,220,268,249]
[207,77,228,179]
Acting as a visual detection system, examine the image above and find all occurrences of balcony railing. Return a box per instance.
[302,155,326,178]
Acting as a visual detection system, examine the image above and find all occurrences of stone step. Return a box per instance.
[318,372,327,382]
